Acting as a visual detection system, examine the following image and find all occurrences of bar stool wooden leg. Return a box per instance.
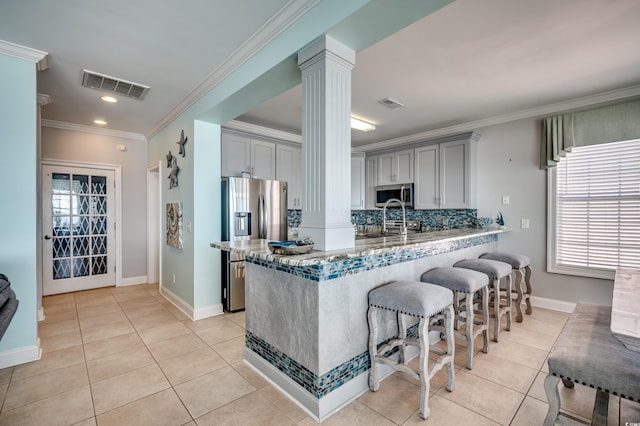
[524,265,533,315]
[418,317,430,419]
[512,268,525,322]
[367,306,380,392]
[480,285,489,353]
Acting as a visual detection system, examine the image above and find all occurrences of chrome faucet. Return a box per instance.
[382,198,407,235]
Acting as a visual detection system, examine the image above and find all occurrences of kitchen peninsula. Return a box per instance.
[211,227,508,421]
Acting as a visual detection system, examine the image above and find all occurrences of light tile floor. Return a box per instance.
[1,283,638,425]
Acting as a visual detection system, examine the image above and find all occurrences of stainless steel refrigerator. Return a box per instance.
[221,177,288,311]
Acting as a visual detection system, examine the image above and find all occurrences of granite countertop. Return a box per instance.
[211,227,509,267]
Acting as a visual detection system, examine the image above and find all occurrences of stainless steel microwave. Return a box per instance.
[375,183,414,208]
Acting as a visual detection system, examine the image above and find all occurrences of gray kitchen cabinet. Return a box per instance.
[276,144,302,209]
[414,138,476,209]
[221,131,276,180]
[377,149,413,185]
[351,153,366,210]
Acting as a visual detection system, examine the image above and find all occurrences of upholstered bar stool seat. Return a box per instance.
[368,280,455,420]
[420,267,490,370]
[480,252,533,322]
[454,259,513,342]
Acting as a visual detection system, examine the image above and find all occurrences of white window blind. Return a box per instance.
[552,139,640,277]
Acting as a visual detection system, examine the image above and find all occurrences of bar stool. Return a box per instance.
[454,259,513,342]
[368,280,455,420]
[420,267,490,370]
[480,252,533,322]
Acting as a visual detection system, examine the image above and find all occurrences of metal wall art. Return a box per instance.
[166,202,183,249]
[166,130,187,189]
[176,129,188,157]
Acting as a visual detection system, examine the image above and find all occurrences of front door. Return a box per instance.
[42,165,115,295]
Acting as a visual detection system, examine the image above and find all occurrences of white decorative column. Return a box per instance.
[297,35,355,251]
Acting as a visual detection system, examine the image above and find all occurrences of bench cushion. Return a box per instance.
[421,267,488,293]
[480,252,530,269]
[454,259,512,279]
[547,302,640,401]
[368,281,453,318]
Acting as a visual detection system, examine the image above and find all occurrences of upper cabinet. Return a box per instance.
[221,131,276,180]
[365,156,378,209]
[351,153,366,210]
[377,149,414,185]
[276,144,302,209]
[414,137,477,209]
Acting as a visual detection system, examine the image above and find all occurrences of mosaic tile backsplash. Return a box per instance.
[288,208,477,229]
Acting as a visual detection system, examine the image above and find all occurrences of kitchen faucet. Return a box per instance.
[382,198,407,235]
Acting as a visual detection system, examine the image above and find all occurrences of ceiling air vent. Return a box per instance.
[378,97,405,109]
[82,69,149,100]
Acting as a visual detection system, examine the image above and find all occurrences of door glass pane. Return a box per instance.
[92,236,107,254]
[72,216,89,235]
[72,175,89,194]
[92,176,106,195]
[93,256,107,275]
[53,259,71,280]
[52,216,70,236]
[91,196,106,215]
[73,258,89,277]
[77,195,89,215]
[53,237,70,258]
[91,217,107,234]
[73,236,90,257]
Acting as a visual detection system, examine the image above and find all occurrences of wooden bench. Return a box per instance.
[544,302,640,425]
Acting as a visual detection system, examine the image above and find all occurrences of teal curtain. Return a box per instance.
[540,99,640,169]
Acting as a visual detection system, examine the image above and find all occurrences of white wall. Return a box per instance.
[476,118,613,305]
[41,126,149,281]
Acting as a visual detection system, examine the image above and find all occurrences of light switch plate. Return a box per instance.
[502,195,510,205]
[521,218,530,229]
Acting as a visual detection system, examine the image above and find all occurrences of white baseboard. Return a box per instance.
[244,345,419,422]
[37,307,45,322]
[120,275,148,287]
[159,285,223,321]
[531,295,576,313]
[194,304,223,320]
[0,339,41,369]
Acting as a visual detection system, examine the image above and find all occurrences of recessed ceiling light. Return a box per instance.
[350,116,376,132]
[101,96,118,103]
[93,119,107,125]
[378,97,405,109]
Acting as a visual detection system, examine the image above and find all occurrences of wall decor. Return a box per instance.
[168,156,180,189]
[166,202,183,249]
[166,150,174,168]
[176,129,188,157]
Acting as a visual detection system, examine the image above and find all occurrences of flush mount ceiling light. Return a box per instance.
[101,95,118,103]
[93,119,107,125]
[350,116,376,132]
[378,97,405,109]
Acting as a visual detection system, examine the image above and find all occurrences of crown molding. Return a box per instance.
[145,0,320,140]
[223,120,301,144]
[0,40,48,70]
[37,94,51,106]
[359,84,640,152]
[42,119,147,141]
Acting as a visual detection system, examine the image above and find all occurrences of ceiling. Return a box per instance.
[2,0,640,150]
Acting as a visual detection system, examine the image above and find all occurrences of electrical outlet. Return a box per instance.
[442,218,448,226]
[521,218,530,229]
[502,195,510,205]
[172,274,176,284]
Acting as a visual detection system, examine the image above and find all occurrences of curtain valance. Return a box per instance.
[540,99,640,169]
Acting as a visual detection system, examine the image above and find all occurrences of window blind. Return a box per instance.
[555,139,640,272]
